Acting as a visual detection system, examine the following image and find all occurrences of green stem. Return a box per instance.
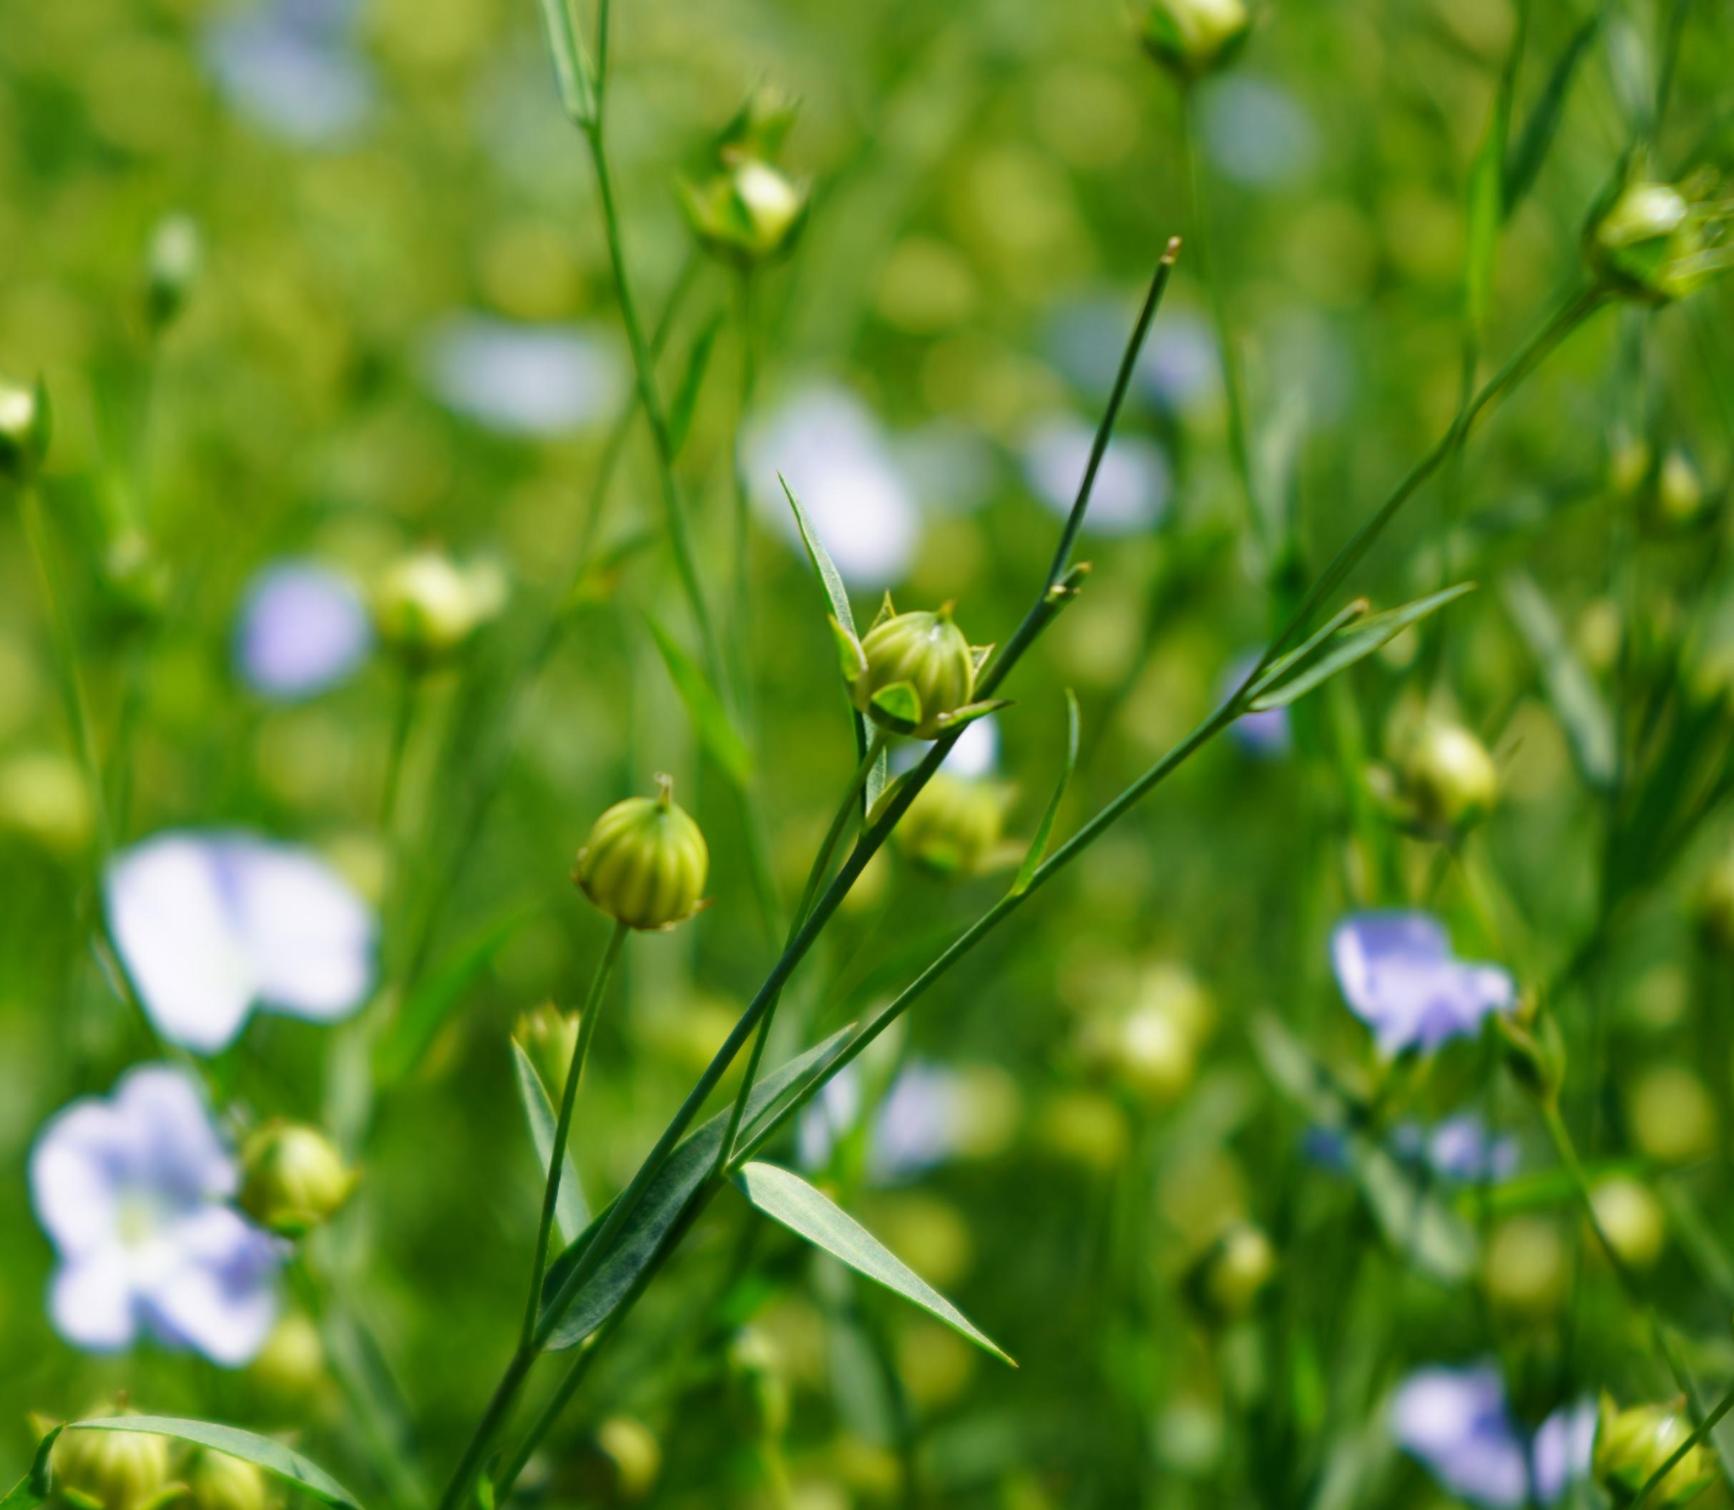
[379,670,418,834]
[1632,1380,1734,1508]
[730,270,760,702]
[520,919,629,1348]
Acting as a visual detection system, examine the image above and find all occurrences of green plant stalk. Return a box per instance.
[520,919,629,1348]
[433,239,1185,1510]
[379,670,419,834]
[730,270,761,702]
[1631,1378,1734,1508]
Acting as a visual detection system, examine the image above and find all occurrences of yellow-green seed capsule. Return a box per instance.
[1139,0,1251,79]
[681,159,808,267]
[247,1313,328,1406]
[573,774,709,931]
[514,1002,582,1100]
[1589,1175,1667,1271]
[50,1419,175,1510]
[0,377,50,485]
[571,1416,661,1506]
[1586,179,1717,303]
[372,551,489,667]
[238,1122,357,1238]
[1595,1395,1716,1505]
[725,1328,791,1442]
[145,213,202,332]
[185,1450,269,1510]
[897,774,1012,875]
[1402,721,1498,833]
[1654,448,1707,528]
[847,601,981,740]
[1699,848,1734,957]
[1187,1222,1275,1320]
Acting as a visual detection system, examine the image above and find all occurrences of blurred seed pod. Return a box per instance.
[568,1415,661,1505]
[1586,174,1731,304]
[238,1122,358,1238]
[1483,1215,1568,1318]
[371,551,497,668]
[184,1448,270,1510]
[1081,1000,1197,1106]
[246,1313,330,1410]
[49,1409,176,1510]
[0,748,93,857]
[1626,1064,1717,1164]
[514,1001,582,1099]
[1138,0,1252,80]
[895,772,1014,875]
[1186,1221,1276,1321]
[0,376,51,485]
[1589,1176,1667,1272]
[1595,1394,1716,1504]
[1034,1088,1130,1169]
[145,213,202,332]
[1398,720,1498,835]
[573,774,709,931]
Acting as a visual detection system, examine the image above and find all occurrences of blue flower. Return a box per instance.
[106,831,376,1053]
[422,316,625,436]
[29,1064,283,1366]
[1391,1363,1591,1507]
[202,0,374,148]
[1331,912,1516,1056]
[798,1062,968,1183]
[235,560,371,700]
[1222,651,1290,757]
[1394,1113,1519,1184]
[1020,417,1170,537]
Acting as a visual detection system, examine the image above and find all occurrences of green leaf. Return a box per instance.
[539,1025,858,1349]
[735,1161,1016,1366]
[781,476,886,813]
[1464,121,1504,333]
[0,1427,58,1507]
[1504,15,1601,211]
[1500,572,1616,791]
[645,613,753,788]
[667,311,723,458]
[1247,584,1476,711]
[374,908,534,1085]
[869,680,921,732]
[61,1418,362,1508]
[511,1041,589,1244]
[1011,689,1079,896]
[535,0,596,128]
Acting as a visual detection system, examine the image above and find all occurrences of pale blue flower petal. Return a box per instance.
[49,1248,138,1354]
[140,1207,283,1367]
[1391,1364,1528,1509]
[203,14,374,147]
[30,1100,128,1258]
[1530,1399,1596,1504]
[1021,417,1169,536]
[1331,911,1513,1056]
[424,316,625,436]
[1202,77,1318,188]
[1223,652,1290,757]
[236,561,371,700]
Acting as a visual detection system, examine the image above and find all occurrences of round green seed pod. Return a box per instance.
[573,775,709,931]
[1595,1395,1717,1504]
[1586,180,1706,303]
[185,1450,270,1510]
[1402,722,1498,832]
[682,159,808,266]
[372,551,486,667]
[849,604,978,740]
[0,378,50,485]
[238,1122,357,1238]
[1139,0,1251,79]
[51,1419,173,1510]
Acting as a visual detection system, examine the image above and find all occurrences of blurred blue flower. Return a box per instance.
[798,1062,966,1182]
[1044,298,1219,414]
[235,560,371,700]
[1222,651,1289,756]
[1391,1363,1591,1507]
[1021,417,1169,536]
[202,0,374,147]
[1201,77,1318,187]
[891,713,998,780]
[106,831,376,1053]
[1331,912,1515,1056]
[29,1064,282,1366]
[423,316,625,436]
[1393,1114,1518,1184]
[745,384,920,587]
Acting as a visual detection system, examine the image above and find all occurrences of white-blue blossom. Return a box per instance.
[1021,417,1170,536]
[891,713,999,780]
[106,831,376,1053]
[745,384,921,587]
[1393,1114,1519,1184]
[235,560,371,700]
[797,1062,968,1183]
[1331,911,1516,1056]
[1391,1363,1592,1508]
[1222,651,1290,756]
[202,0,374,148]
[29,1064,282,1366]
[1201,76,1318,188]
[422,316,625,436]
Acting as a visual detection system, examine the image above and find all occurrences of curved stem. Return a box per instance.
[520,919,630,1347]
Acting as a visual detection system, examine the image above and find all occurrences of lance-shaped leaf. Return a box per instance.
[667,311,723,458]
[1504,15,1602,211]
[1501,573,1616,791]
[735,1161,1016,1366]
[1011,689,1080,896]
[539,1025,858,1349]
[512,1041,589,1244]
[535,0,597,129]
[783,476,886,813]
[52,1419,361,1509]
[1464,121,1504,334]
[645,613,753,788]
[1246,584,1476,711]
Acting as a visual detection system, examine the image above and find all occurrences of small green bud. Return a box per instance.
[1082,1003,1197,1106]
[0,749,94,857]
[896,773,1013,875]
[571,1416,660,1506]
[1187,1222,1276,1320]
[1483,1214,1567,1316]
[145,214,202,332]
[725,1327,791,1442]
[1698,846,1734,957]
[1608,430,1654,500]
[680,158,809,267]
[844,597,984,740]
[246,1313,328,1406]
[184,1450,269,1510]
[50,1417,176,1510]
[1655,448,1708,528]
[1589,1175,1667,1272]
[1401,721,1499,833]
[1595,1394,1716,1505]
[514,1001,582,1099]
[1139,0,1251,79]
[0,377,51,485]
[371,551,494,668]
[238,1122,357,1238]
[573,774,709,931]
[1587,177,1729,303]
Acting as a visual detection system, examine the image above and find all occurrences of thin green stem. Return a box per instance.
[730,271,760,702]
[520,919,629,1348]
[434,1344,536,1510]
[1632,1380,1734,1508]
[379,671,418,834]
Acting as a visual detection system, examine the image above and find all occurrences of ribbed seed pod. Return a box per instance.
[849,603,979,740]
[573,775,709,931]
[185,1449,270,1510]
[51,1420,174,1510]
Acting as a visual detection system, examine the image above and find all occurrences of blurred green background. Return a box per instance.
[3,0,1734,1503]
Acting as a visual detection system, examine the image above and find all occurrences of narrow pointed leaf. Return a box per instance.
[667,311,723,457]
[1501,573,1616,791]
[736,1161,1015,1365]
[64,1418,362,1508]
[535,0,596,128]
[869,680,920,731]
[1504,15,1601,210]
[1248,584,1476,711]
[511,1042,588,1244]
[1011,690,1079,896]
[1464,122,1504,333]
[645,613,752,788]
[0,1427,58,1508]
[539,1025,858,1349]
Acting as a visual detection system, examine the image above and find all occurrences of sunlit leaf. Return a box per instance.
[511,1041,588,1244]
[736,1161,1016,1365]
[63,1419,361,1508]
[1011,689,1079,896]
[535,0,596,129]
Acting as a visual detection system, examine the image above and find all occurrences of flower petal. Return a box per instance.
[30,1101,128,1257]
[106,833,259,1052]
[112,1063,237,1203]
[235,560,371,700]
[48,1247,139,1353]
[1330,911,1451,1017]
[140,1208,283,1367]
